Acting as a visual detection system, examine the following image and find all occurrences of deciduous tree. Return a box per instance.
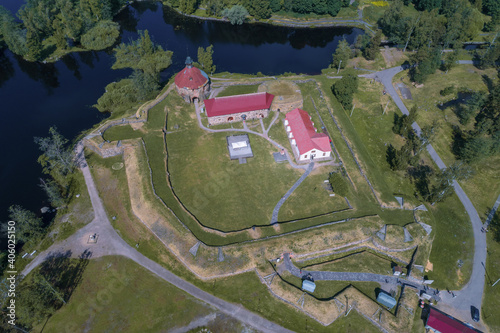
[329,172,349,197]
[331,70,358,110]
[222,5,249,25]
[7,205,43,244]
[34,127,75,178]
[113,30,173,76]
[363,30,382,60]
[197,44,216,74]
[80,20,120,50]
[331,39,352,70]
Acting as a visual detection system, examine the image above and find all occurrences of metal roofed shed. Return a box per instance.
[376,291,397,310]
[227,135,253,164]
[302,280,316,293]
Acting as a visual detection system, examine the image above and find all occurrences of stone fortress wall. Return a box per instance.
[207,109,269,126]
[176,84,210,103]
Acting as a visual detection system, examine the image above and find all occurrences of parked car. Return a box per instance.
[471,306,480,322]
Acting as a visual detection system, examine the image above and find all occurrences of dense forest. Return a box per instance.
[0,0,128,61]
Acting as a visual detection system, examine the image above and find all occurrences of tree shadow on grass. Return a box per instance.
[451,125,467,159]
[39,249,92,304]
[407,164,433,201]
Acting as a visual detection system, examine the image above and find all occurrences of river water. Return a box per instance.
[0,2,363,223]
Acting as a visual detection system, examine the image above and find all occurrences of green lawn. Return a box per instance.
[309,77,415,207]
[278,170,350,221]
[103,125,144,142]
[425,194,474,289]
[483,227,500,331]
[301,251,400,276]
[216,84,260,97]
[312,76,474,288]
[168,127,302,230]
[33,256,214,333]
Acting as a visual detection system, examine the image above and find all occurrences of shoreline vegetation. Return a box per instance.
[1,0,497,64]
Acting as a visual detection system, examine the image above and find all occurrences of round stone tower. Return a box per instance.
[174,56,210,103]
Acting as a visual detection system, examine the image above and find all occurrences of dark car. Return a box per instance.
[471,306,480,322]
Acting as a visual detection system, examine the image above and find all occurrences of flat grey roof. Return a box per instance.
[227,135,253,160]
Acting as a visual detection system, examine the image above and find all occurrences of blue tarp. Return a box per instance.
[376,292,397,309]
[302,280,316,293]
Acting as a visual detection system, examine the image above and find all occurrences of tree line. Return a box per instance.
[167,0,352,23]
[379,0,500,82]
[0,0,128,61]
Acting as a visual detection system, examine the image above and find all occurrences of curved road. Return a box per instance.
[365,66,487,325]
[22,143,294,333]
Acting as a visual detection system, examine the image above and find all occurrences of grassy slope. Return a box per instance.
[483,231,500,331]
[103,125,145,142]
[303,251,398,276]
[34,256,213,333]
[278,169,350,221]
[396,65,500,221]
[216,84,260,97]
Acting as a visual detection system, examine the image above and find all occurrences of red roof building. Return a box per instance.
[174,56,210,103]
[425,308,481,333]
[285,108,331,162]
[204,92,274,126]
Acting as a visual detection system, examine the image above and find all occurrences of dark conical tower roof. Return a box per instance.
[185,56,193,67]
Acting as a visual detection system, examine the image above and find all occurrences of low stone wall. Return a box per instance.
[99,118,146,135]
[208,109,269,126]
[83,137,124,158]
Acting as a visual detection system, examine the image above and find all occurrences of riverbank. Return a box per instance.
[161,1,375,33]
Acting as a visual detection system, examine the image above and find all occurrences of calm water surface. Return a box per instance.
[0,2,363,224]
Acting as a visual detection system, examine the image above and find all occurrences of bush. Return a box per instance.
[440,86,454,96]
[331,70,358,110]
[81,20,120,51]
[329,172,349,197]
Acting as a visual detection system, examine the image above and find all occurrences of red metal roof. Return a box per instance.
[285,108,331,155]
[174,65,209,90]
[426,308,480,333]
[204,92,274,117]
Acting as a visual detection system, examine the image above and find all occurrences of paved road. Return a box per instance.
[271,163,314,224]
[22,143,294,333]
[366,66,487,325]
